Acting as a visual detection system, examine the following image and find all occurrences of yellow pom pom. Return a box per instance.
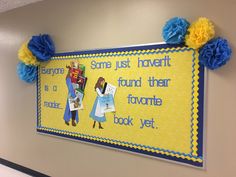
[18,42,39,66]
[185,17,215,49]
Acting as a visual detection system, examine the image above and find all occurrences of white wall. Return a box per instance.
[0,0,236,176]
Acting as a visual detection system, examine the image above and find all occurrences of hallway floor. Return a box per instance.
[0,164,30,177]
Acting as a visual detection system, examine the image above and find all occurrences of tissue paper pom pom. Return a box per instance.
[28,34,55,62]
[17,62,37,83]
[162,17,190,44]
[199,37,232,70]
[185,17,215,49]
[18,42,39,66]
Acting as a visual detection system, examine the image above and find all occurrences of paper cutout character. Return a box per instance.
[89,77,106,129]
[63,69,79,126]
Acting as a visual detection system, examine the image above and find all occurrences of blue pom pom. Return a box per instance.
[199,37,232,70]
[17,62,37,83]
[162,17,190,44]
[28,34,55,62]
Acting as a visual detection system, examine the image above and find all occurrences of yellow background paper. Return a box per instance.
[38,46,201,162]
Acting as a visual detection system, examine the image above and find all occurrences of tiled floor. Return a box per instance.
[0,164,31,177]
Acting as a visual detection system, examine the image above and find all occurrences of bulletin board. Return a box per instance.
[37,43,205,168]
